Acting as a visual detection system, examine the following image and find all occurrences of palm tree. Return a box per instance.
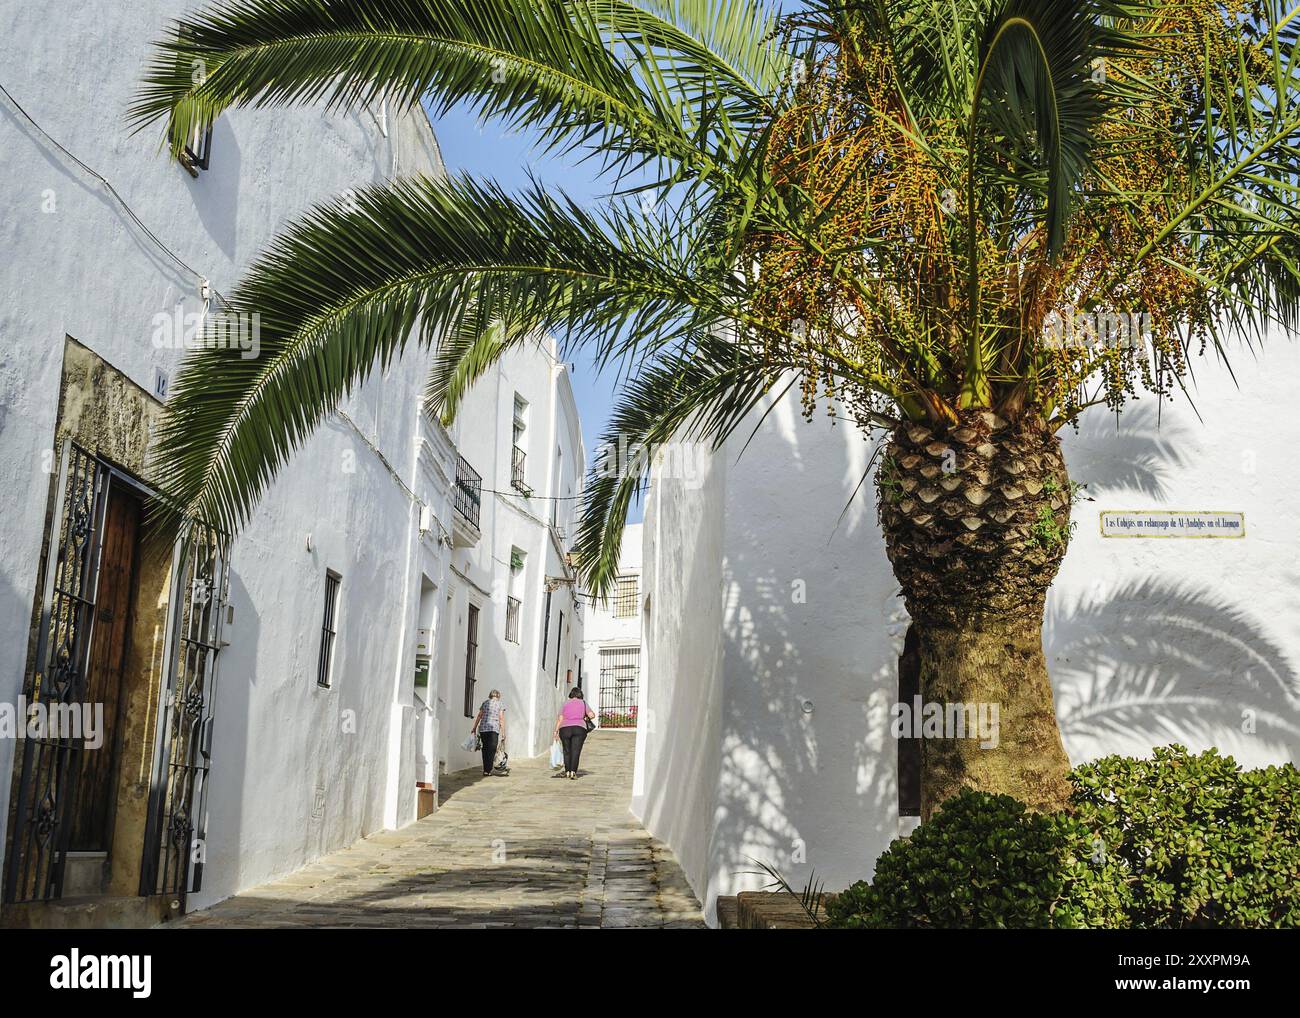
[132,0,1300,817]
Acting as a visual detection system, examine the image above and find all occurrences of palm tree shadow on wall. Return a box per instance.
[1052,401,1299,762]
[1047,576,1300,759]
[1062,401,1189,499]
[707,421,901,905]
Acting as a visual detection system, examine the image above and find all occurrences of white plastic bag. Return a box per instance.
[549,740,564,769]
[461,732,478,752]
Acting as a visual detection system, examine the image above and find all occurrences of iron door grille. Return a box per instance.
[3,442,109,904]
[597,647,640,729]
[140,521,230,902]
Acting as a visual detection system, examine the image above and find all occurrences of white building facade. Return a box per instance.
[0,0,581,926]
[634,340,1300,926]
[580,524,643,732]
[434,340,587,773]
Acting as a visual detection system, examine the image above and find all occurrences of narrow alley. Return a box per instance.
[172,734,705,929]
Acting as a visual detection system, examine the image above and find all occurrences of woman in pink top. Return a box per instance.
[553,687,595,780]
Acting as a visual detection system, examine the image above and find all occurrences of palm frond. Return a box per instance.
[151,172,739,531]
[575,333,780,596]
[129,0,783,185]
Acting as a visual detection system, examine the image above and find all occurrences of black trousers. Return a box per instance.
[479,731,499,774]
[559,725,588,772]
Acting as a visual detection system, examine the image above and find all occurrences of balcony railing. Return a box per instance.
[511,445,532,496]
[454,454,482,530]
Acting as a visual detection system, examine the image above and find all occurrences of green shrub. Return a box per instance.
[825,746,1300,929]
[1070,745,1300,928]
[824,789,1125,928]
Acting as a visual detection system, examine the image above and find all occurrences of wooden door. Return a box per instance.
[68,483,140,850]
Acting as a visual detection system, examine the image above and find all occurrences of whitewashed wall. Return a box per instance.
[438,341,585,768]
[637,336,1300,925]
[0,0,513,912]
[632,457,727,918]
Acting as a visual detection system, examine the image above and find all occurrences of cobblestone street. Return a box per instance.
[172,732,704,928]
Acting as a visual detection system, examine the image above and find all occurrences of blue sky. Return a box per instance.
[423,100,649,520]
[423,103,623,453]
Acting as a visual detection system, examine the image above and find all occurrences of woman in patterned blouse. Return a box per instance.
[470,689,507,775]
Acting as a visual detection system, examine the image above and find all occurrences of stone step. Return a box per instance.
[1,893,173,930]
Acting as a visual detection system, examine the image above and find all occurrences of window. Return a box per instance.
[598,647,640,729]
[463,604,480,718]
[511,394,531,495]
[180,119,213,175]
[512,394,528,445]
[550,446,561,527]
[175,30,214,176]
[554,611,564,685]
[505,596,521,643]
[540,589,552,668]
[613,574,638,618]
[317,570,341,688]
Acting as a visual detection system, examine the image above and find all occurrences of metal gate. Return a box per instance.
[140,521,229,904]
[597,647,640,729]
[3,442,110,903]
[3,443,230,908]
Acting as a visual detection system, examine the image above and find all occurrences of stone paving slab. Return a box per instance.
[172,732,704,929]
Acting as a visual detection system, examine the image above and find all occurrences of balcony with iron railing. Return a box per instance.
[452,454,481,545]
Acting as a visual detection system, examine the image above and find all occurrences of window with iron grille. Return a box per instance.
[598,647,640,729]
[540,588,553,669]
[511,444,529,494]
[613,574,638,618]
[317,570,341,688]
[554,610,564,685]
[463,604,480,717]
[505,596,521,643]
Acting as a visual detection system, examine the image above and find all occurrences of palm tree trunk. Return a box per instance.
[879,411,1073,819]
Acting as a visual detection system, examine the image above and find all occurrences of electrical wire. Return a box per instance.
[0,78,228,305]
[482,484,648,500]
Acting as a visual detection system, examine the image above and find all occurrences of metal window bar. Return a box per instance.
[505,596,520,643]
[554,611,564,686]
[463,604,479,718]
[511,445,530,495]
[598,648,640,729]
[453,455,481,530]
[540,589,552,669]
[181,121,213,175]
[317,571,340,688]
[613,575,638,618]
